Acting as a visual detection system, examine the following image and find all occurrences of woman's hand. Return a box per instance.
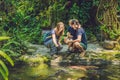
[56,45,63,51]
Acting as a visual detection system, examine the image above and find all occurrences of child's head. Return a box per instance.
[68,19,73,26]
[67,33,73,38]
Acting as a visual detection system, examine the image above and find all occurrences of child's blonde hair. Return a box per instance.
[69,19,73,26]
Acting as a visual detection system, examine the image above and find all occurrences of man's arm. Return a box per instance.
[68,35,81,43]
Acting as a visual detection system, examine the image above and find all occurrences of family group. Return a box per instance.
[43,19,87,57]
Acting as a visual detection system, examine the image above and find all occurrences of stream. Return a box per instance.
[7,63,120,80]
[0,43,120,80]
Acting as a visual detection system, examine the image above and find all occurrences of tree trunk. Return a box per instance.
[97,0,120,49]
[96,0,120,49]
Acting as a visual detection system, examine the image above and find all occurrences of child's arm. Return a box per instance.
[67,32,73,38]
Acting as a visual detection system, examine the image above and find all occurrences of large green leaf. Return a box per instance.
[0,51,14,66]
[0,66,8,80]
[0,60,8,76]
[0,37,10,41]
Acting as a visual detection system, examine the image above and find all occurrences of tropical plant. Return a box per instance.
[97,0,120,40]
[0,36,14,80]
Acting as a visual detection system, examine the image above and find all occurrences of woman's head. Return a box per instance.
[55,22,64,36]
[56,22,64,30]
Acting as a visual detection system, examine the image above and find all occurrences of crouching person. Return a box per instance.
[64,19,87,57]
[43,22,64,56]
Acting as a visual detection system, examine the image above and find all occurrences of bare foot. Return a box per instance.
[79,51,85,57]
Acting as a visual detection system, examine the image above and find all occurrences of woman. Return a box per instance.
[44,22,64,56]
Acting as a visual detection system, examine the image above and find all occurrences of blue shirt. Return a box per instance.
[67,26,77,40]
[77,27,87,47]
[67,26,87,48]
[44,29,59,42]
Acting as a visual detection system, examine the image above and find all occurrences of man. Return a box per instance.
[64,19,87,57]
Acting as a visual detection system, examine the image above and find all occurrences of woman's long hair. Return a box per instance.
[55,22,64,37]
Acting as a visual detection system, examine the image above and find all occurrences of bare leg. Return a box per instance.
[64,37,73,51]
[73,42,85,57]
[68,43,73,51]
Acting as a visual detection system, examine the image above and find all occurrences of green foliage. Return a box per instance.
[0,0,119,46]
[0,0,42,44]
[0,37,14,80]
[0,37,10,41]
[115,53,120,59]
[2,39,28,58]
[1,0,93,45]
[69,1,92,25]
[86,28,97,42]
[69,3,79,19]
[0,51,14,66]
[93,0,100,6]
[117,1,120,12]
[100,25,119,39]
[0,51,14,80]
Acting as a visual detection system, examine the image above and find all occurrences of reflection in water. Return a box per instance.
[1,63,119,80]
[86,65,120,80]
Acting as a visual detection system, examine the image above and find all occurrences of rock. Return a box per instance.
[102,40,115,50]
[27,49,36,53]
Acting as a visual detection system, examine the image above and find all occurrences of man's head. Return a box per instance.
[71,19,80,30]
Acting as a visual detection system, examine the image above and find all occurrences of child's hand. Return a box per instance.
[68,34,73,38]
[67,33,73,38]
[64,37,68,44]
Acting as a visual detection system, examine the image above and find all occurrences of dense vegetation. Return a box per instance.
[0,37,14,80]
[0,0,120,79]
[0,0,120,59]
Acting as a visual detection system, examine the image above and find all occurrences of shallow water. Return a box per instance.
[1,63,118,80]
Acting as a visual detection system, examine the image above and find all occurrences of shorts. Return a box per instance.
[80,42,87,50]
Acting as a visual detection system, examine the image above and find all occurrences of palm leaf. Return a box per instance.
[0,50,14,66]
[0,36,14,80]
[0,66,8,80]
[0,37,10,41]
[0,60,8,76]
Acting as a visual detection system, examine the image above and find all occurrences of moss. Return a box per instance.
[19,54,50,64]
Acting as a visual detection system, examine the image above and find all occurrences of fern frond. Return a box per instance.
[0,50,14,66]
[2,49,19,57]
[2,41,20,49]
[0,66,8,80]
[0,60,9,76]
[0,37,10,41]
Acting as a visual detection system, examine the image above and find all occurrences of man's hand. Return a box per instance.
[68,39,73,43]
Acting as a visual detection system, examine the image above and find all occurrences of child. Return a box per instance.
[64,19,74,52]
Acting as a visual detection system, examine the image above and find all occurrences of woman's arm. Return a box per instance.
[58,36,62,46]
[52,33,59,47]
